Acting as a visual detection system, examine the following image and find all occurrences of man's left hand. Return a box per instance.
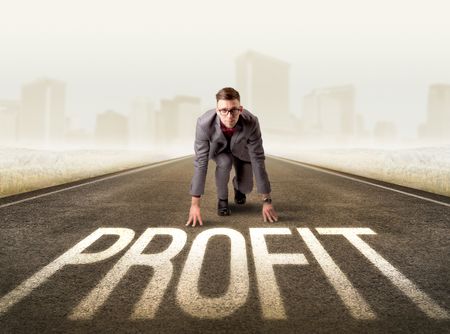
[262,203,278,223]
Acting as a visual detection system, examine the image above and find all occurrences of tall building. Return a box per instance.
[0,100,20,145]
[95,110,128,148]
[129,97,157,149]
[158,98,178,146]
[174,95,202,144]
[301,85,356,143]
[236,50,296,132]
[158,95,201,147]
[18,78,66,148]
[418,84,450,143]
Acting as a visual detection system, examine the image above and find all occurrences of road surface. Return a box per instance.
[0,156,449,333]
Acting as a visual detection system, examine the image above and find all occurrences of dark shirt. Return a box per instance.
[220,120,236,153]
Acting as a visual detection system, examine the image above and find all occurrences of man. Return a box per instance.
[186,87,278,227]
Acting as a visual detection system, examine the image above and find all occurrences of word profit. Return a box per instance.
[0,227,448,320]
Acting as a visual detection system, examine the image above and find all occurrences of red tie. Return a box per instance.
[220,121,236,138]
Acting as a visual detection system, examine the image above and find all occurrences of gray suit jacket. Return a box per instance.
[190,108,271,196]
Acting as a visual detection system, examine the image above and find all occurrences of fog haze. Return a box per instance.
[1,0,450,145]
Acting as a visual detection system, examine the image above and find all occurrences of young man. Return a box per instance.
[186,87,278,227]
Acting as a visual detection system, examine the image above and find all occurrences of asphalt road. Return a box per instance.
[0,156,449,333]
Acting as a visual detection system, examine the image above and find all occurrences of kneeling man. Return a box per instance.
[186,87,278,227]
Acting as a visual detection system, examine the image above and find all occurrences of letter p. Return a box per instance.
[0,228,135,315]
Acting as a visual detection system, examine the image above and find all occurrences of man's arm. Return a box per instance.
[187,119,210,227]
[189,119,210,197]
[247,118,278,222]
[247,117,271,194]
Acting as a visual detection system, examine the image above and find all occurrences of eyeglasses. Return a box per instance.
[218,107,241,116]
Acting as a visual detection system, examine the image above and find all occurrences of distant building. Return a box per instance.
[236,50,297,133]
[374,121,397,144]
[158,98,178,146]
[129,97,157,149]
[418,84,450,143]
[355,113,369,139]
[0,100,20,145]
[174,96,202,144]
[301,85,356,143]
[18,78,66,148]
[158,95,201,147]
[95,110,128,148]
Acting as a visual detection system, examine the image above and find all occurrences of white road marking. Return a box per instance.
[270,155,450,208]
[69,228,186,320]
[317,228,449,320]
[250,228,308,320]
[0,156,191,209]
[1,226,448,320]
[297,228,376,319]
[0,228,135,315]
[177,228,249,319]
[3,154,448,209]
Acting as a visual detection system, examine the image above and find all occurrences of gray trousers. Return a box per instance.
[213,152,254,200]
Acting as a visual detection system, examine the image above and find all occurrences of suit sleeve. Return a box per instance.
[247,117,271,194]
[189,118,210,196]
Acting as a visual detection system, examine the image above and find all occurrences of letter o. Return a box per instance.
[176,228,249,318]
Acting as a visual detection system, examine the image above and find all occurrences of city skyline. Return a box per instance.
[2,61,448,142]
[1,0,450,141]
[1,67,449,149]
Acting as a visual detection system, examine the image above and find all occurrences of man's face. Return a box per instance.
[216,99,242,128]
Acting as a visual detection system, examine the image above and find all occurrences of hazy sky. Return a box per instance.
[1,0,449,137]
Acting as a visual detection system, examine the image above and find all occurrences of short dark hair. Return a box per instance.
[216,87,240,102]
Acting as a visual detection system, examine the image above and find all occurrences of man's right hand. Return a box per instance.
[186,204,203,227]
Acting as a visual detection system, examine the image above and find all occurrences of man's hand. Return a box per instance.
[186,204,203,227]
[262,203,278,223]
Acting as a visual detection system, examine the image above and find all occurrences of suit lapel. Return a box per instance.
[213,113,227,145]
[230,118,243,149]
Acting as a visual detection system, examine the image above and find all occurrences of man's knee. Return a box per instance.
[234,170,254,194]
[214,153,233,171]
